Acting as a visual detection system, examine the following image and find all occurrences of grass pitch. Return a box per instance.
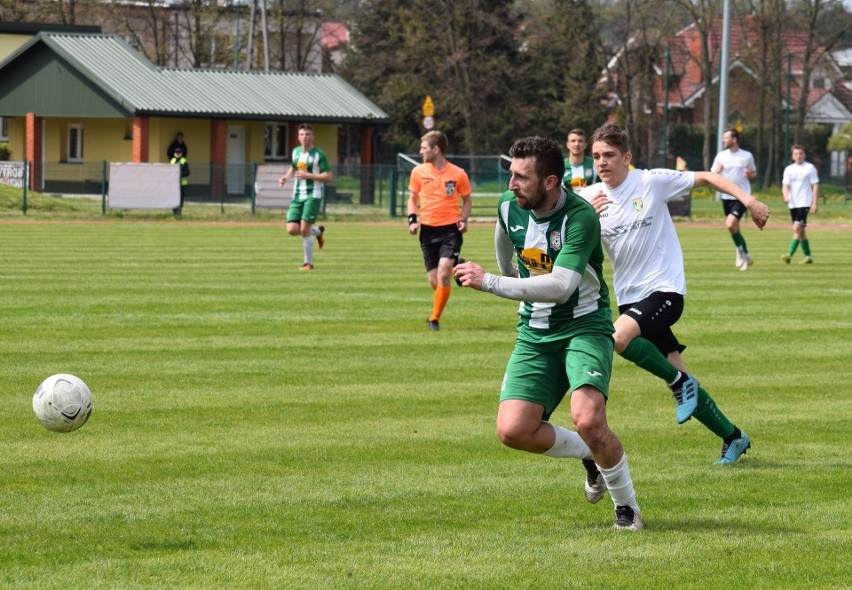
[0,221,849,589]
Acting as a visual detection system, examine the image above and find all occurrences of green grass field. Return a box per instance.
[1,221,850,589]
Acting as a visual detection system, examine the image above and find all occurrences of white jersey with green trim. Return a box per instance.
[291,146,330,201]
[782,161,819,208]
[496,188,611,342]
[579,169,693,305]
[711,147,755,200]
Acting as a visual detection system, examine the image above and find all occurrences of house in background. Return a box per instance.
[0,29,389,200]
[605,16,852,177]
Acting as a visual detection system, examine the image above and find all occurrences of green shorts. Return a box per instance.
[500,332,613,420]
[287,198,322,224]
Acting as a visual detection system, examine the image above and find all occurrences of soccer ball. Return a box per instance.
[32,374,93,433]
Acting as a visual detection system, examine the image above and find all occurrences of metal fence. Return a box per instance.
[0,158,514,218]
[0,158,691,218]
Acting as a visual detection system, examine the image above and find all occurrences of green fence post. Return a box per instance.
[389,168,397,216]
[101,160,107,216]
[251,163,257,215]
[22,160,28,215]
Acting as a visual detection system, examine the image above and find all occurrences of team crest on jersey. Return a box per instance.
[549,230,562,251]
[445,181,457,197]
[631,196,644,212]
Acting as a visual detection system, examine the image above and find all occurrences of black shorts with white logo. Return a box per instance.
[619,292,686,356]
[419,223,463,271]
[789,207,809,226]
[722,199,748,219]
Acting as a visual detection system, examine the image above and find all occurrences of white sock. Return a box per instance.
[303,236,314,264]
[598,453,640,512]
[310,226,321,237]
[542,424,593,459]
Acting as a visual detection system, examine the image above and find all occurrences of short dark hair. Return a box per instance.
[298,123,314,132]
[508,136,565,181]
[567,128,587,140]
[724,128,740,142]
[590,123,629,155]
[421,130,448,154]
[791,144,806,154]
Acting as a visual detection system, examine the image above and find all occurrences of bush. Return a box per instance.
[0,143,11,161]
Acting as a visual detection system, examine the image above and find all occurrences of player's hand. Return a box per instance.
[278,176,285,187]
[748,200,770,230]
[454,261,486,291]
[408,222,418,235]
[588,191,611,217]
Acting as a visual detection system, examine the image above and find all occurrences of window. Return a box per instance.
[0,117,8,141]
[264,123,288,160]
[68,124,84,162]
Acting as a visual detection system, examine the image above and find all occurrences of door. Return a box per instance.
[226,125,245,195]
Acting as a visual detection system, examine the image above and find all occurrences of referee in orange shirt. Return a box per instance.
[408,131,472,331]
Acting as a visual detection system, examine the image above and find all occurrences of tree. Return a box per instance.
[342,0,524,156]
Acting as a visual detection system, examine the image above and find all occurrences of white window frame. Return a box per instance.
[0,117,8,141]
[67,124,84,163]
[264,122,288,161]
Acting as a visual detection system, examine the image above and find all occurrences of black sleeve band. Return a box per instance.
[408,214,417,225]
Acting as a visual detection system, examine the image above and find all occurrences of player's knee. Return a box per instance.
[612,332,631,354]
[571,414,603,446]
[496,422,534,451]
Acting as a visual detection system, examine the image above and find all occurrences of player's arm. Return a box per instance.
[455,262,580,303]
[494,223,518,278]
[782,182,790,204]
[278,165,294,186]
[407,191,420,235]
[694,171,769,229]
[457,194,472,233]
[811,182,819,213]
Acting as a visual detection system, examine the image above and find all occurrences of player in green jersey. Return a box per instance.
[278,124,332,270]
[455,136,643,531]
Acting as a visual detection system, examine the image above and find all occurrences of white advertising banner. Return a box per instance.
[109,163,180,209]
[0,161,26,188]
[254,164,294,209]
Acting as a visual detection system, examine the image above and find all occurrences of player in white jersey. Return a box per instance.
[711,128,758,270]
[580,123,770,465]
[781,145,819,264]
[455,136,643,530]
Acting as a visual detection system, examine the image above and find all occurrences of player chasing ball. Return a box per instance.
[579,122,770,466]
[455,136,643,531]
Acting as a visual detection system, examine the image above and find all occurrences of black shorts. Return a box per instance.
[618,292,686,356]
[419,223,463,271]
[722,199,747,219]
[789,207,809,226]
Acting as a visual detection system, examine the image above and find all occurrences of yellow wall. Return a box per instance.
[0,33,31,62]
[4,116,339,170]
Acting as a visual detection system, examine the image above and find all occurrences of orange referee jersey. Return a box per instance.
[409,162,471,226]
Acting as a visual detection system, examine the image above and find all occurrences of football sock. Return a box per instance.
[801,240,811,256]
[732,232,748,253]
[430,285,451,322]
[788,239,800,256]
[302,236,314,264]
[310,226,322,237]
[692,386,736,440]
[598,453,639,512]
[723,427,743,445]
[542,423,592,459]
[620,338,679,383]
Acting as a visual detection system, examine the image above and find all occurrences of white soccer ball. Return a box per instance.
[32,374,93,433]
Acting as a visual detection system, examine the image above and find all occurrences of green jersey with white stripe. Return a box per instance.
[291,145,330,201]
[496,188,612,343]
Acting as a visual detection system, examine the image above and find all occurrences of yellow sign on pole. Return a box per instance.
[423,95,434,117]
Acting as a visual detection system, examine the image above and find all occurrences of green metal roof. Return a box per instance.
[0,32,389,123]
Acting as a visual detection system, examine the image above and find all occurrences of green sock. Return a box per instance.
[788,239,799,256]
[620,338,679,383]
[691,386,736,440]
[731,232,748,253]
[801,240,811,256]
